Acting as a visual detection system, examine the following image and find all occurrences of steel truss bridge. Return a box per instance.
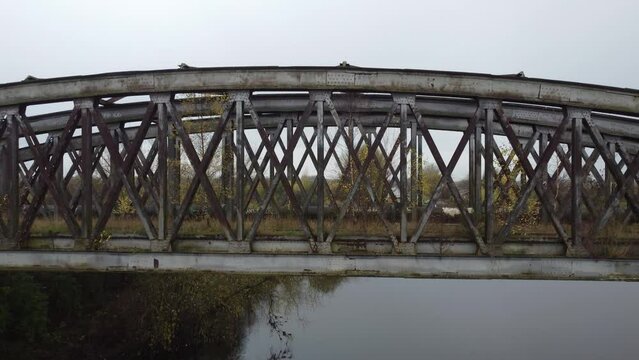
[1,67,639,280]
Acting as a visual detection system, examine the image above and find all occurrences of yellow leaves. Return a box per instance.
[113,191,134,216]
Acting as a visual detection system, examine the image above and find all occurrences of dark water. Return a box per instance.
[0,273,637,359]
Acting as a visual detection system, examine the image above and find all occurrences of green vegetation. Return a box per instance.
[0,272,343,359]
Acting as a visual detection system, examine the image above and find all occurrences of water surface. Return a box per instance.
[242,278,639,360]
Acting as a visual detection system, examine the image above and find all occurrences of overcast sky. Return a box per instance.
[3,0,638,89]
[2,0,638,179]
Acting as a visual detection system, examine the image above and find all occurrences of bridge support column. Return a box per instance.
[519,138,527,188]
[538,130,550,223]
[309,91,332,250]
[471,118,482,221]
[604,141,616,197]
[168,123,180,229]
[148,94,179,251]
[221,124,234,220]
[410,117,418,221]
[286,115,294,206]
[469,127,476,217]
[566,108,589,257]
[417,130,423,216]
[51,132,64,222]
[74,99,94,241]
[394,94,415,244]
[316,98,325,242]
[114,122,136,194]
[480,100,498,248]
[233,93,246,243]
[149,94,172,246]
[0,107,19,246]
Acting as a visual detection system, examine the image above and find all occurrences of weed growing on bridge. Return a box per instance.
[90,230,112,250]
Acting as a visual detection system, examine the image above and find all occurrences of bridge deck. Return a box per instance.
[1,251,638,281]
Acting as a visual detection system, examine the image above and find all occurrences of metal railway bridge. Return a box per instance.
[1,66,639,280]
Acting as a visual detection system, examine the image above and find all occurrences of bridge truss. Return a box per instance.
[1,67,639,278]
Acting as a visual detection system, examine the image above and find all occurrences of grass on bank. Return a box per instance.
[28,216,639,240]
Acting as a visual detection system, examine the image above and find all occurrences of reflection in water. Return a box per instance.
[0,272,342,359]
[1,273,638,359]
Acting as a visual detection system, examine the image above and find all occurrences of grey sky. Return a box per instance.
[2,0,638,179]
[2,0,638,88]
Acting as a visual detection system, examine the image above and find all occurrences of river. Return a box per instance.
[241,277,639,360]
[0,273,637,359]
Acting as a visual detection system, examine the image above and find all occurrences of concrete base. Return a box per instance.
[228,241,251,254]
[21,237,598,257]
[394,242,416,255]
[0,251,639,281]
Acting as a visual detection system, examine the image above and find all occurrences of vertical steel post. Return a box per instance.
[410,118,417,221]
[519,138,527,188]
[570,110,583,251]
[221,127,234,220]
[316,100,325,242]
[0,145,5,208]
[417,130,423,216]
[269,131,276,187]
[118,122,134,188]
[483,105,494,245]
[473,119,482,220]
[235,99,244,241]
[167,122,180,228]
[604,141,615,197]
[399,103,409,243]
[75,101,93,240]
[111,125,120,178]
[469,130,476,213]
[53,133,63,222]
[1,108,19,242]
[286,116,294,213]
[286,116,293,184]
[155,96,169,240]
[539,131,550,223]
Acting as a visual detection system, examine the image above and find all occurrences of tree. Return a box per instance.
[418,161,441,205]
[333,143,392,218]
[492,145,540,234]
[178,93,229,222]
